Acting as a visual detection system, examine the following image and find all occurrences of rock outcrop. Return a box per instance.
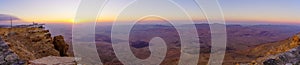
[261,46,300,65]
[0,28,60,60]
[53,35,69,56]
[0,27,72,65]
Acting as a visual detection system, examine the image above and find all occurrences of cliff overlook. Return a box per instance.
[0,25,75,65]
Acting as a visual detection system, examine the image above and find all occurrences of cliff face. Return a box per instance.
[0,27,73,64]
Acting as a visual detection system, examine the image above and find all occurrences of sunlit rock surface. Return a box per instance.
[240,33,300,65]
[0,26,72,65]
[29,56,76,65]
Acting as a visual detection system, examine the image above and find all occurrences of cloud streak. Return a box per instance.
[0,14,21,22]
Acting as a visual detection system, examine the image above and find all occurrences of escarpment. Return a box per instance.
[244,33,300,57]
[0,27,74,64]
[237,33,300,65]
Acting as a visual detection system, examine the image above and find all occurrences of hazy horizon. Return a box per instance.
[0,0,299,25]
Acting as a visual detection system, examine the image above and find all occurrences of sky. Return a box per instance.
[0,0,299,25]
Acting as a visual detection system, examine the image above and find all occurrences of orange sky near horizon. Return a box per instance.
[0,0,299,25]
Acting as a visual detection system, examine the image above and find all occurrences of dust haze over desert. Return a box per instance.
[1,0,300,65]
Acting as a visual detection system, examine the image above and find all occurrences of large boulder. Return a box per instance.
[53,35,69,56]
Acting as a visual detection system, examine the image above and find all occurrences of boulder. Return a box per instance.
[263,59,278,65]
[53,35,69,56]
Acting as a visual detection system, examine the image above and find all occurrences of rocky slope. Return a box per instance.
[0,37,25,65]
[260,46,300,65]
[254,34,300,65]
[0,27,74,65]
[245,34,300,57]
[237,33,300,65]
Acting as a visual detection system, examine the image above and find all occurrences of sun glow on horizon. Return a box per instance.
[0,0,299,25]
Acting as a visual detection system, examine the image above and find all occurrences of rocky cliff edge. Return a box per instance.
[0,27,75,65]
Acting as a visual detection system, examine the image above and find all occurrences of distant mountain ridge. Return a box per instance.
[43,23,300,65]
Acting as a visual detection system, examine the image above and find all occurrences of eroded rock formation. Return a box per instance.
[53,35,69,56]
[0,27,73,65]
